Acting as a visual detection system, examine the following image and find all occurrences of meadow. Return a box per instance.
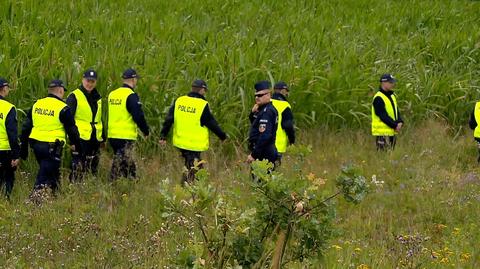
[1,0,480,268]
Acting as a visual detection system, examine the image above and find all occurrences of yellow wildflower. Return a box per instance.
[331,244,343,250]
[460,253,471,262]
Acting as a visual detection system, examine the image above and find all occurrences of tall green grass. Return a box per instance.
[1,0,479,137]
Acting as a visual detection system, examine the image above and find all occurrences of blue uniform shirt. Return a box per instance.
[248,102,278,162]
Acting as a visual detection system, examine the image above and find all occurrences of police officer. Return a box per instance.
[107,68,149,180]
[66,69,104,181]
[271,81,295,160]
[371,74,404,150]
[247,80,278,165]
[0,78,20,199]
[160,79,227,184]
[468,101,480,162]
[20,79,81,193]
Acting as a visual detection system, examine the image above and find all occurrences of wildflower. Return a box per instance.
[440,257,449,264]
[460,253,471,262]
[354,247,362,252]
[331,244,343,250]
[307,172,316,181]
[357,264,370,269]
[431,251,440,259]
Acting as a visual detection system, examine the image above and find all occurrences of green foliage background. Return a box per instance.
[1,0,479,137]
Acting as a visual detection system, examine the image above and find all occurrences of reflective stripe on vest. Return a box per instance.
[371,91,398,136]
[173,96,209,151]
[0,99,15,150]
[30,97,67,143]
[70,89,103,142]
[271,99,291,153]
[107,87,137,140]
[474,102,480,138]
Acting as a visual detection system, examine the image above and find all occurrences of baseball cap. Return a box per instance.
[48,79,66,90]
[274,81,288,90]
[122,68,139,79]
[83,69,98,80]
[380,74,397,83]
[0,78,9,87]
[192,79,208,89]
[254,80,271,92]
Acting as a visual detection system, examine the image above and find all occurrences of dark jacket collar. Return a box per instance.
[187,91,206,100]
[379,87,394,96]
[272,92,287,101]
[122,83,135,90]
[258,101,272,111]
[47,93,64,102]
[0,95,4,100]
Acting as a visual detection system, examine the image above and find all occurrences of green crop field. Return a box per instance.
[1,0,480,268]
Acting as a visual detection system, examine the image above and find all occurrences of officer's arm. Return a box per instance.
[19,108,33,159]
[469,110,477,130]
[281,107,295,144]
[160,102,175,139]
[373,96,397,129]
[66,93,77,116]
[249,111,256,123]
[251,110,276,159]
[200,104,227,140]
[59,107,81,150]
[396,110,404,124]
[6,107,20,159]
[126,93,150,136]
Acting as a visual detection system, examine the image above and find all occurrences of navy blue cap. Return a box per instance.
[122,68,139,79]
[0,78,9,87]
[192,79,208,89]
[48,79,66,90]
[254,80,271,92]
[83,69,98,80]
[274,81,288,90]
[380,74,397,83]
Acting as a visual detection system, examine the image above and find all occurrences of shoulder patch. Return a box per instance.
[259,123,266,133]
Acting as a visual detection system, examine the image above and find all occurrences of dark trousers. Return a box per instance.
[179,149,202,184]
[31,141,61,192]
[70,139,100,182]
[109,139,136,180]
[375,136,396,151]
[0,151,16,198]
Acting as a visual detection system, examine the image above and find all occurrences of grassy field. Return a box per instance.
[1,121,480,268]
[1,0,480,268]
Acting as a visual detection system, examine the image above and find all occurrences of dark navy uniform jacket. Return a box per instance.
[248,102,278,162]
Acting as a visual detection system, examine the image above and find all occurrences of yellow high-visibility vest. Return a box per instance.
[30,97,67,143]
[70,89,103,142]
[474,102,480,138]
[371,91,398,136]
[107,87,137,140]
[173,95,209,151]
[0,99,15,150]
[271,99,291,153]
